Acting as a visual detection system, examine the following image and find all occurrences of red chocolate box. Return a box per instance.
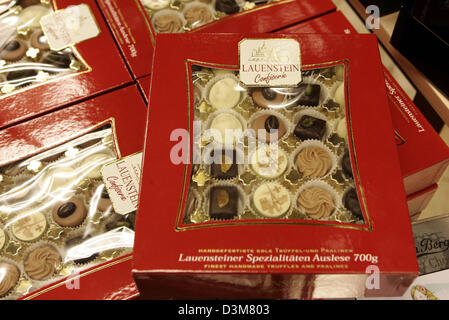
[0,0,133,130]
[133,33,418,299]
[96,0,336,79]
[0,84,146,300]
[276,11,449,197]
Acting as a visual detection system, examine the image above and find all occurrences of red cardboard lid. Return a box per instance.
[0,85,146,300]
[0,0,133,130]
[280,10,357,34]
[134,33,418,279]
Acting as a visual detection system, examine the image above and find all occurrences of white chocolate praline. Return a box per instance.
[11,211,47,242]
[0,228,5,250]
[209,113,243,144]
[251,146,288,179]
[18,5,51,29]
[253,183,290,218]
[141,0,170,10]
[334,83,345,108]
[209,78,241,110]
[81,153,115,179]
[336,118,347,140]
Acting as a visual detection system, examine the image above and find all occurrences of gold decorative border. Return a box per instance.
[134,0,296,45]
[0,0,93,100]
[174,58,373,232]
[23,255,133,299]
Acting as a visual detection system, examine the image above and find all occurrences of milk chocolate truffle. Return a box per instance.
[209,186,238,220]
[209,113,243,144]
[297,186,335,219]
[0,228,5,250]
[184,5,213,27]
[24,245,61,281]
[251,146,288,179]
[251,88,285,109]
[344,188,363,219]
[296,146,332,179]
[294,115,326,141]
[215,0,240,14]
[342,152,353,178]
[11,211,47,242]
[210,150,239,179]
[52,197,87,227]
[153,12,184,33]
[209,78,241,110]
[0,39,27,61]
[141,0,170,10]
[294,84,321,106]
[30,30,50,51]
[0,262,20,298]
[253,183,290,218]
[250,114,286,143]
[81,153,115,179]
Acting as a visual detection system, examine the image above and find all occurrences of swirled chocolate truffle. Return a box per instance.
[184,5,213,27]
[153,12,184,33]
[24,245,61,281]
[250,114,286,143]
[215,0,240,14]
[52,197,87,227]
[0,39,28,61]
[30,30,50,51]
[251,88,285,109]
[296,146,332,179]
[0,262,20,298]
[253,183,290,218]
[297,186,335,219]
[344,188,363,219]
[294,115,327,141]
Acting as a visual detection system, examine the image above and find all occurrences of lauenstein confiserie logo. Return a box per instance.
[240,39,302,87]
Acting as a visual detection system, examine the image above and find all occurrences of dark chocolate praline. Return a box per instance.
[209,186,238,220]
[210,150,239,180]
[293,83,321,107]
[294,115,326,141]
[215,0,240,14]
[342,152,353,178]
[344,188,363,219]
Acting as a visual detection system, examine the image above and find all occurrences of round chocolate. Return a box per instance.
[0,228,5,250]
[24,245,61,281]
[250,114,286,143]
[342,152,353,178]
[52,197,87,227]
[344,188,363,219]
[251,88,285,109]
[0,262,20,298]
[253,183,290,218]
[11,211,47,242]
[262,88,277,101]
[153,12,184,33]
[30,30,50,51]
[215,0,240,14]
[0,39,27,61]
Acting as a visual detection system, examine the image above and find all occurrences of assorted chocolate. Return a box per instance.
[185,64,365,226]
[0,126,134,299]
[0,1,87,95]
[141,0,278,33]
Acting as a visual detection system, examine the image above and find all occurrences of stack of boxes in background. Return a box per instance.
[1,0,448,300]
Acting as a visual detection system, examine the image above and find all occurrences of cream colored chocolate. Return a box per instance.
[0,228,5,250]
[184,5,212,26]
[297,187,335,219]
[253,183,290,218]
[336,118,347,140]
[154,13,183,33]
[0,262,20,297]
[251,147,287,179]
[209,113,243,144]
[11,211,47,242]
[30,30,50,50]
[209,78,241,110]
[141,0,170,10]
[296,146,332,179]
[334,83,345,108]
[250,114,286,143]
[52,197,87,227]
[251,89,285,109]
[0,39,28,61]
[81,153,115,179]
[18,5,51,29]
[24,245,61,281]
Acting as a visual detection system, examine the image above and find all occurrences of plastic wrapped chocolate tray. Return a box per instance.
[183,63,366,227]
[0,125,135,299]
[140,0,279,33]
[0,0,87,96]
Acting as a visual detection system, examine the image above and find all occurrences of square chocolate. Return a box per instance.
[209,186,238,220]
[294,115,327,141]
[210,150,238,179]
[296,84,321,106]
